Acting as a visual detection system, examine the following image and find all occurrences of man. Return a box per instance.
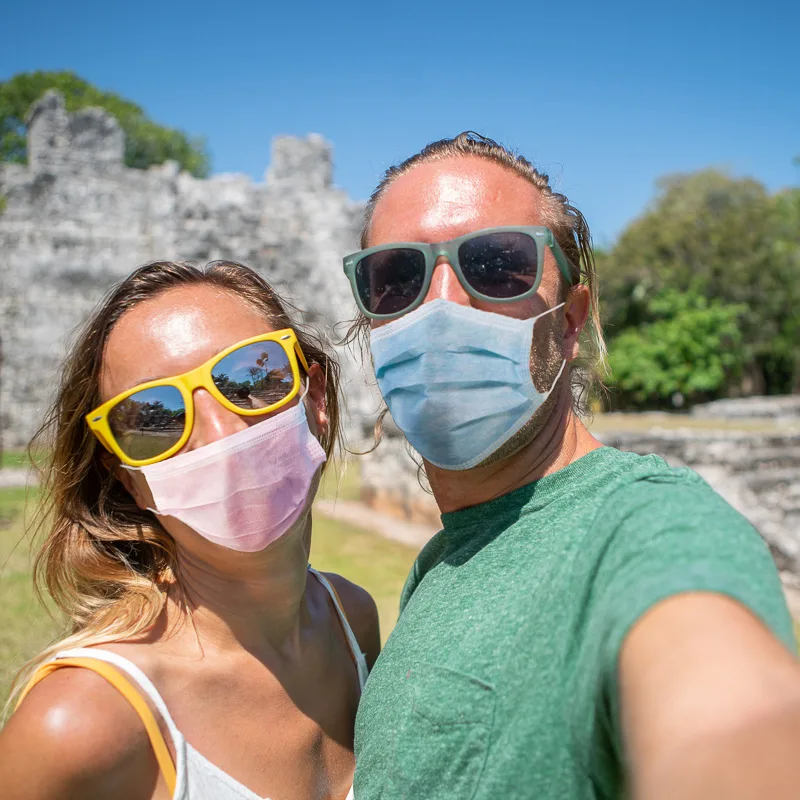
[343,133,800,799]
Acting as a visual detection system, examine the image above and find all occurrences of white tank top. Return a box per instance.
[47,569,367,800]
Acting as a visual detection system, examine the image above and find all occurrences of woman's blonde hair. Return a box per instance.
[7,260,342,710]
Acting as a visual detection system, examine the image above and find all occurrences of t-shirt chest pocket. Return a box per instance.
[385,662,496,800]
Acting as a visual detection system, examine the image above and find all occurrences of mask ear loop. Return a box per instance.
[532,301,568,397]
[544,358,567,397]
[523,300,568,398]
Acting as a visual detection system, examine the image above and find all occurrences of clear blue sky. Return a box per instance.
[2,0,798,246]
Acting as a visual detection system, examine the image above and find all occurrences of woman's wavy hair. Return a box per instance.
[7,260,342,710]
[346,131,607,418]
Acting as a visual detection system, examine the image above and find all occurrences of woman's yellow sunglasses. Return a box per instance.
[86,329,310,467]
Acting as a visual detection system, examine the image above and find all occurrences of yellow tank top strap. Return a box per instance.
[17,657,177,795]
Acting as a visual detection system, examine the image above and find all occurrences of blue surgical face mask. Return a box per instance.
[370,299,566,471]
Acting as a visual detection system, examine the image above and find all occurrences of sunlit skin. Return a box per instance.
[367,156,601,512]
[0,285,381,800]
[367,156,800,798]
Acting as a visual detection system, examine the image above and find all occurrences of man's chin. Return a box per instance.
[467,405,552,471]
[471,376,572,471]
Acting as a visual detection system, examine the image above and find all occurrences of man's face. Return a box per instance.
[367,156,566,327]
[368,156,579,462]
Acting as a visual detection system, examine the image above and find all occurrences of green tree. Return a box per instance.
[0,71,210,177]
[601,169,800,395]
[765,187,800,392]
[606,290,747,409]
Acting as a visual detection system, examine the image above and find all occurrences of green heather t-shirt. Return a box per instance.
[353,447,795,799]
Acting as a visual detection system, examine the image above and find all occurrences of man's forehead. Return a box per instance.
[369,156,543,246]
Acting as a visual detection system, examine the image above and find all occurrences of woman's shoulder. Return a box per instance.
[1,665,161,799]
[322,572,381,668]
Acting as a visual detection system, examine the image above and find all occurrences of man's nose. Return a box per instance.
[422,257,471,307]
[187,388,248,450]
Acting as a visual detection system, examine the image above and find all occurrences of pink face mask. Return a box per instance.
[124,399,326,552]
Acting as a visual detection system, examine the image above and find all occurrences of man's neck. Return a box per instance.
[426,387,604,514]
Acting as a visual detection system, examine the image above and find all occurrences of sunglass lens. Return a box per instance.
[212,341,294,410]
[108,385,186,461]
[355,249,426,316]
[458,232,539,299]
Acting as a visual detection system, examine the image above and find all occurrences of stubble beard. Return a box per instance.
[473,312,567,469]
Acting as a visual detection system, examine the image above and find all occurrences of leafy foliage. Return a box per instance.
[0,71,210,177]
[601,170,800,402]
[607,291,747,408]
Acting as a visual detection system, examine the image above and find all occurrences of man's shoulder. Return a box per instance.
[571,447,775,593]
[601,449,728,514]
[583,446,716,514]
[583,449,793,649]
[591,444,702,482]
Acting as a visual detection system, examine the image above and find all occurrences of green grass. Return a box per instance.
[314,460,419,638]
[1,449,31,470]
[0,487,62,703]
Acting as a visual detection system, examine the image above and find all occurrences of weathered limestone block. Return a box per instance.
[359,431,440,527]
[691,395,800,421]
[68,107,125,168]
[25,90,71,173]
[26,91,125,173]
[266,134,333,192]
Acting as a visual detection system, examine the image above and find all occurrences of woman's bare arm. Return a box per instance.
[0,667,166,800]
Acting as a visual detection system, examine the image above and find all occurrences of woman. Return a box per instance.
[1,260,380,799]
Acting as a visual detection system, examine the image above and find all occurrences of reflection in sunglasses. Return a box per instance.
[109,389,187,461]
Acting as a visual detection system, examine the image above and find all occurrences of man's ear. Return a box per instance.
[304,363,329,438]
[563,284,590,361]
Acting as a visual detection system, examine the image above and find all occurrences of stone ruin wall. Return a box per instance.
[0,90,374,449]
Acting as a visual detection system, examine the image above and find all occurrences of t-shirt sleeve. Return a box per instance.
[399,529,449,615]
[399,558,421,614]
[584,472,796,757]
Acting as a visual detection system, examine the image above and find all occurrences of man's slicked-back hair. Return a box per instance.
[356,131,607,412]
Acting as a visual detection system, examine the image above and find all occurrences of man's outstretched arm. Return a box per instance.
[620,592,800,799]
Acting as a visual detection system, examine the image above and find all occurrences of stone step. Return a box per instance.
[725,446,800,471]
[744,467,800,494]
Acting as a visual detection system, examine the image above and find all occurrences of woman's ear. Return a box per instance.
[305,363,329,437]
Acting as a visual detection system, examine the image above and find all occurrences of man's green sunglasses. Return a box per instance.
[343,225,575,320]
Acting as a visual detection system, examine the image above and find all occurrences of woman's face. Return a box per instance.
[101,283,328,525]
